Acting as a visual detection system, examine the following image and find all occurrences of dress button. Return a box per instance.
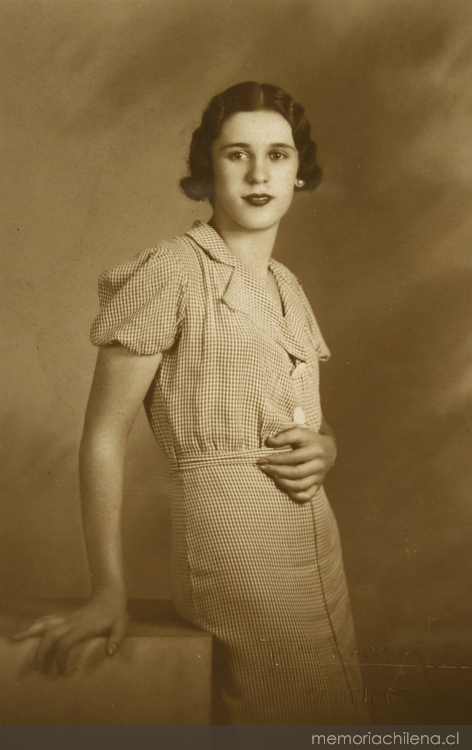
[291,362,307,380]
[293,407,306,425]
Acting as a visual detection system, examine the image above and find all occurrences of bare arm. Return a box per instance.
[14,345,163,672]
[80,344,163,596]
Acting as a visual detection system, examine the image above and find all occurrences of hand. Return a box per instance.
[257,424,337,503]
[12,591,129,674]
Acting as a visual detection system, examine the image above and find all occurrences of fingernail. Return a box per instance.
[107,644,117,656]
[257,459,268,466]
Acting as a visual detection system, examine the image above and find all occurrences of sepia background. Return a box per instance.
[1,0,472,723]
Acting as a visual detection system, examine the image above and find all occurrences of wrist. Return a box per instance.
[90,578,127,602]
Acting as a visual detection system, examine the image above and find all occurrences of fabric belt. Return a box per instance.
[172,447,292,472]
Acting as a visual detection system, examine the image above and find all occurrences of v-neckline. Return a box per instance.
[185,221,309,362]
[266,263,286,319]
[189,221,286,317]
[232,256,286,320]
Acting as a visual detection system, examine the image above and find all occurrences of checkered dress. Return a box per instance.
[91,221,366,724]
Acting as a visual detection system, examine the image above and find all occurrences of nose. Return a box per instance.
[246,156,268,185]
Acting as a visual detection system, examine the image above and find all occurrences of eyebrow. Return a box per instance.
[219,142,297,151]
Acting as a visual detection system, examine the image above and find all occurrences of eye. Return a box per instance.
[228,151,248,161]
[269,150,289,161]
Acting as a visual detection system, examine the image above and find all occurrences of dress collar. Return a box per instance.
[185,221,236,267]
[185,220,295,281]
[185,220,309,362]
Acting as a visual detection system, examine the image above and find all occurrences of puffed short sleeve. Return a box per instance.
[90,246,187,355]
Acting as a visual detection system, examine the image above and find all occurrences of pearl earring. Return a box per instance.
[295,179,305,188]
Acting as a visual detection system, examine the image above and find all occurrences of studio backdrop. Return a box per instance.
[1,0,472,724]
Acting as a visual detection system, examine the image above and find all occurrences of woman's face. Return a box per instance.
[210,110,300,234]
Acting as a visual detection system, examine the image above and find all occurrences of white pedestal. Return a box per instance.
[0,599,212,725]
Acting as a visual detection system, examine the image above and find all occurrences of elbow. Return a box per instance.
[79,422,128,466]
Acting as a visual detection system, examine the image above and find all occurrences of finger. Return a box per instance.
[265,427,312,448]
[13,616,67,641]
[31,625,70,671]
[259,459,323,480]
[53,612,130,669]
[289,487,320,504]
[258,445,323,467]
[106,613,130,656]
[55,628,96,675]
[283,484,321,504]
[272,475,322,502]
[257,446,325,468]
[272,475,321,494]
[258,450,310,467]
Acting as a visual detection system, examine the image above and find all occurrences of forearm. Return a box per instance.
[79,429,128,599]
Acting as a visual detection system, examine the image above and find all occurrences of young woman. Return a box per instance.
[15,82,366,724]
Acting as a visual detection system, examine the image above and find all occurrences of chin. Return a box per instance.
[236,207,287,232]
[238,217,280,232]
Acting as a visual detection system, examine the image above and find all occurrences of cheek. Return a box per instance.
[212,163,237,198]
[279,172,297,199]
[275,162,298,189]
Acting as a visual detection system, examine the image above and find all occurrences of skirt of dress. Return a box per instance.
[170,449,367,725]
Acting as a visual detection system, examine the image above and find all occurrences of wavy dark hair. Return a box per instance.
[180,81,322,202]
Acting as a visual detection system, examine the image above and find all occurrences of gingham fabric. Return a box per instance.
[91,221,366,724]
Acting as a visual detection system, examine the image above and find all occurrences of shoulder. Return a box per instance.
[105,234,188,278]
[91,233,196,354]
[97,232,203,299]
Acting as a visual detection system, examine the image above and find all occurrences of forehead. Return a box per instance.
[215,110,295,147]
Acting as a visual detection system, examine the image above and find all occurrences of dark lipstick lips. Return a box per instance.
[243,194,273,206]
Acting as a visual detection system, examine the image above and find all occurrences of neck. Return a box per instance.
[209,213,278,280]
